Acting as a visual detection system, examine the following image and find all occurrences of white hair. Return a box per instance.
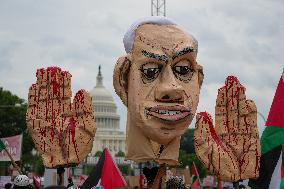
[123,16,177,53]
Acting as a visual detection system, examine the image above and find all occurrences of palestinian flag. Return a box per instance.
[191,162,200,188]
[0,139,6,152]
[80,148,127,189]
[217,180,223,189]
[68,167,75,178]
[249,70,284,189]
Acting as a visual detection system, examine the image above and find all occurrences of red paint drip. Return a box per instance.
[75,90,85,103]
[68,117,79,161]
[50,99,55,142]
[69,117,76,143]
[61,71,72,78]
[47,67,61,97]
[30,84,38,106]
[36,68,45,77]
[197,112,219,142]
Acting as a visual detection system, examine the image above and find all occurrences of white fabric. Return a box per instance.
[269,152,282,189]
[123,16,176,53]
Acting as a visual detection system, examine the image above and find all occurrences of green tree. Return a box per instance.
[178,150,207,178]
[0,87,35,175]
[34,155,45,176]
[180,129,195,154]
[95,150,103,157]
[115,151,125,157]
[179,129,208,178]
[118,165,133,175]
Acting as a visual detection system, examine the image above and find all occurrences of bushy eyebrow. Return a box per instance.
[172,46,195,60]
[141,50,169,63]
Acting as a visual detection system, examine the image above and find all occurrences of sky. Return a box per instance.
[0,0,283,135]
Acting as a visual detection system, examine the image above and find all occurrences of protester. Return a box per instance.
[13,175,34,189]
[66,178,74,189]
[166,177,187,189]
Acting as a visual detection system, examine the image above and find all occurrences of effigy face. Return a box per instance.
[114,20,203,164]
[128,24,201,144]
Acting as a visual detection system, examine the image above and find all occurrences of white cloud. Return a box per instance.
[0,0,283,135]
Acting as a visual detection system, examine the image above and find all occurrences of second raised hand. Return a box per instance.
[194,76,260,182]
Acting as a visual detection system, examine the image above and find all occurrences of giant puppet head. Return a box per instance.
[113,17,203,165]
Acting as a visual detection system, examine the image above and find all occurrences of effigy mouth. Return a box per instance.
[145,105,192,122]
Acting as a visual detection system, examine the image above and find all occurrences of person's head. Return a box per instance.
[67,177,72,183]
[13,175,33,189]
[4,183,12,189]
[166,176,186,189]
[114,16,203,145]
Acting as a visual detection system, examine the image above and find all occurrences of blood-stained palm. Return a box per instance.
[194,76,260,181]
[26,67,96,168]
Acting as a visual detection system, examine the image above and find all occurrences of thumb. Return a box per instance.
[73,89,96,136]
[73,90,93,116]
[194,112,217,173]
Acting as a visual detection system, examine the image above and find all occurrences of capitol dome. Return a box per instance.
[89,65,119,131]
[89,66,126,156]
[89,66,115,103]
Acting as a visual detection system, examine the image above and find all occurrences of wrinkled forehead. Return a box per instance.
[133,24,198,55]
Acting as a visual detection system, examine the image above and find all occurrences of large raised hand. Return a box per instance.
[26,67,96,168]
[194,76,260,181]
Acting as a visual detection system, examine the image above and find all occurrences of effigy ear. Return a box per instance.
[197,63,204,87]
[113,55,132,106]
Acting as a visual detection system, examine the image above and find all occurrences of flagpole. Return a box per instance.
[3,148,23,174]
[193,162,202,187]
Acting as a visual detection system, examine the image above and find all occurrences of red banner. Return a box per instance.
[0,134,22,161]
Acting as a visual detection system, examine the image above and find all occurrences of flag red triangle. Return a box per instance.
[266,73,284,128]
[192,180,199,188]
[191,162,200,188]
[218,180,223,189]
[101,149,127,189]
[191,162,199,178]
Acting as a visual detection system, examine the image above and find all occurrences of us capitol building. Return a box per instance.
[89,66,126,157]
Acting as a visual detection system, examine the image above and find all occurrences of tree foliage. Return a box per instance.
[0,87,37,174]
[0,87,33,154]
[180,129,195,154]
[179,129,207,178]
[178,150,207,178]
[115,151,125,157]
[95,150,103,157]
